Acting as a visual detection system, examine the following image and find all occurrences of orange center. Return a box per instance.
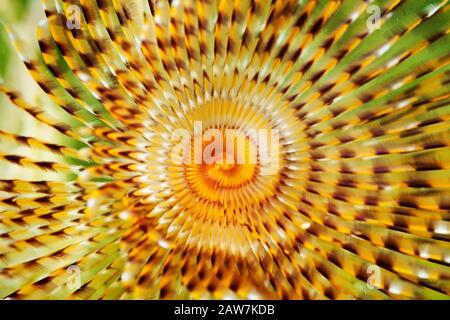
[185,129,259,198]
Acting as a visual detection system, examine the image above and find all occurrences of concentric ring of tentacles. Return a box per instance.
[0,0,450,300]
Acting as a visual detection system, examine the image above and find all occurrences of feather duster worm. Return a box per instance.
[0,0,450,300]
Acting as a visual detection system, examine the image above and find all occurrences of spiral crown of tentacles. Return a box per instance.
[0,0,450,300]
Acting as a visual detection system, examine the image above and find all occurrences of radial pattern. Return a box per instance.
[0,0,450,300]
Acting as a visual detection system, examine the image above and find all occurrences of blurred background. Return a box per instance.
[0,0,43,129]
[0,1,59,179]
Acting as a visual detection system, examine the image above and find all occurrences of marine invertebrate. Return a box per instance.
[0,0,449,300]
